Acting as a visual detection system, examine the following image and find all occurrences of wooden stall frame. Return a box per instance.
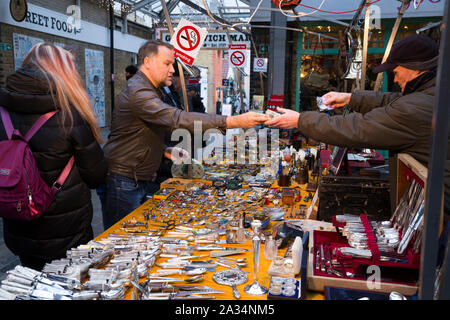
[396,153,444,235]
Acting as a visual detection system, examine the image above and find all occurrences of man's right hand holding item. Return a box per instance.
[263,91,352,129]
[226,112,269,129]
[321,92,352,109]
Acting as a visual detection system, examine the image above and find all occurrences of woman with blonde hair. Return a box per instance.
[0,42,107,270]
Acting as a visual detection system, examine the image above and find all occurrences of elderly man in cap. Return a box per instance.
[265,34,449,231]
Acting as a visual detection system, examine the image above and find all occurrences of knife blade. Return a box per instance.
[320,245,325,272]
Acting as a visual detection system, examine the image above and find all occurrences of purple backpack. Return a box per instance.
[0,106,74,221]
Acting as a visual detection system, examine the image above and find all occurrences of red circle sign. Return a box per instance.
[256,58,265,67]
[177,26,201,51]
[230,51,245,66]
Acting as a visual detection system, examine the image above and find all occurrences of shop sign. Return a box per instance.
[162,31,250,49]
[0,2,146,53]
[170,19,207,66]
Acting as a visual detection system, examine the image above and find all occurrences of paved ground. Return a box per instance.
[0,128,109,282]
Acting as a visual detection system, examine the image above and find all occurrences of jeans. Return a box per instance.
[96,182,107,214]
[102,173,159,230]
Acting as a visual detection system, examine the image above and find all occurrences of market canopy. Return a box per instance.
[110,0,252,27]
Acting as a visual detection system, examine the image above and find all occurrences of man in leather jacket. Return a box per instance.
[102,40,267,229]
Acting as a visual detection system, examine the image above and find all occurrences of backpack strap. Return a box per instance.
[1,107,74,192]
[52,155,75,193]
[0,106,14,140]
[28,111,75,192]
[0,106,58,141]
[24,110,59,142]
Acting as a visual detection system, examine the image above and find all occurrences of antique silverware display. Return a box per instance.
[389,291,407,300]
[244,220,268,296]
[212,269,248,299]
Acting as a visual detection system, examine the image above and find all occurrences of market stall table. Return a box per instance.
[93,179,325,300]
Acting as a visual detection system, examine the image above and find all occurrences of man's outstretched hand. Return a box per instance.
[226,112,269,129]
[264,108,300,129]
[321,92,352,109]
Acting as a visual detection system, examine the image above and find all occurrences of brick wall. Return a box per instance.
[29,0,109,28]
[0,0,150,127]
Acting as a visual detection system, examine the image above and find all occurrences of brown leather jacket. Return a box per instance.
[104,70,227,181]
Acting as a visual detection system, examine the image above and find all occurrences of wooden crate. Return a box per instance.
[396,153,427,205]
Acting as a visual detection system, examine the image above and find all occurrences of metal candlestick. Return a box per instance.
[244,220,268,295]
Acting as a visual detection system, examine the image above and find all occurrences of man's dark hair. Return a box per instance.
[137,40,174,66]
[125,64,138,75]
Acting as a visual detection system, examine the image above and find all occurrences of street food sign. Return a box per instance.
[170,19,207,66]
[228,44,249,69]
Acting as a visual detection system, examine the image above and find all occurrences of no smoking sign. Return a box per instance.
[177,26,200,51]
[253,57,268,72]
[228,44,249,69]
[170,19,207,66]
[231,51,245,67]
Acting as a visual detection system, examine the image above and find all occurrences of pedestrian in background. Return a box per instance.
[125,64,138,81]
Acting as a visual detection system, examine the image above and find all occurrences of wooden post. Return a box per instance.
[361,5,371,90]
[160,0,190,112]
[374,0,410,91]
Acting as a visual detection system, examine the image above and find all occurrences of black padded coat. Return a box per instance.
[0,64,107,261]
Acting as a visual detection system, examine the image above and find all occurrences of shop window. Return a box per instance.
[302,25,385,50]
[396,23,435,40]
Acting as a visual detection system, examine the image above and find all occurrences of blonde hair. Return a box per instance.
[22,42,103,143]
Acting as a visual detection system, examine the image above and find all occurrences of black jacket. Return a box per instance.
[0,64,107,261]
[104,70,226,181]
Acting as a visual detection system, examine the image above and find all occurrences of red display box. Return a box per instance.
[331,214,421,269]
[308,228,419,295]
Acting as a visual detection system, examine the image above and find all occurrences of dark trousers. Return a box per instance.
[102,173,159,230]
[19,255,52,272]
